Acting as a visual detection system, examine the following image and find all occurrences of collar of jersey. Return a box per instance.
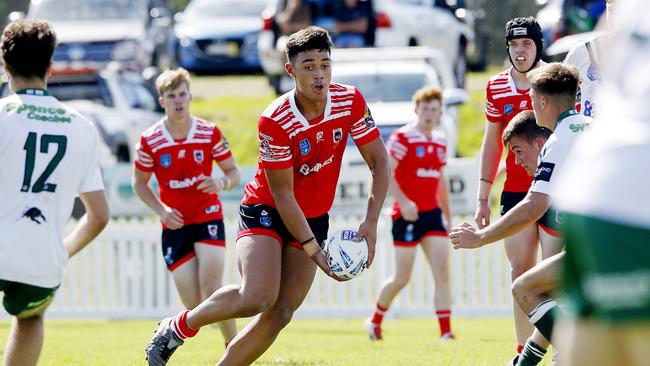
[557,109,578,125]
[15,88,51,96]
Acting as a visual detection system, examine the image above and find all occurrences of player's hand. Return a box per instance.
[303,241,348,282]
[160,207,184,230]
[474,199,491,229]
[196,176,223,195]
[354,220,377,268]
[400,200,419,222]
[449,222,485,249]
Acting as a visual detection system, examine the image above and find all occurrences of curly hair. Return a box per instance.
[1,20,56,79]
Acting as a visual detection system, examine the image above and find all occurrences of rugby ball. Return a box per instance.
[325,229,368,280]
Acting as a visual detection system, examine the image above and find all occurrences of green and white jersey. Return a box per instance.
[530,110,592,197]
[0,89,104,288]
[564,34,606,119]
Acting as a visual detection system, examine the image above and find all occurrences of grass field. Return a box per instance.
[0,317,554,365]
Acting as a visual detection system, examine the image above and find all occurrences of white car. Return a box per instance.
[330,47,467,212]
[257,0,474,94]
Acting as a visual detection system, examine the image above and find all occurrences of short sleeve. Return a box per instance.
[485,82,502,123]
[134,135,154,172]
[211,126,233,162]
[530,142,559,195]
[79,128,105,193]
[258,116,292,170]
[386,131,407,161]
[349,89,380,146]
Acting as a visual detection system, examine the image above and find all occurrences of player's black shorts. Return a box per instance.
[500,191,528,216]
[161,220,225,271]
[237,204,329,249]
[392,208,447,247]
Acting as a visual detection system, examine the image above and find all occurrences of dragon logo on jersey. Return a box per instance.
[504,104,514,115]
[333,128,343,143]
[194,150,204,163]
[160,153,172,168]
[299,139,311,156]
[22,207,46,224]
[364,107,376,128]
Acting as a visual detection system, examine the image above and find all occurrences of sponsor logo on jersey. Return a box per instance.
[333,128,343,143]
[194,150,204,163]
[160,153,172,168]
[364,107,376,128]
[416,168,440,178]
[7,103,72,123]
[260,210,272,227]
[299,139,311,156]
[299,154,334,175]
[316,131,324,143]
[504,104,514,115]
[587,63,599,81]
[569,123,589,133]
[205,204,220,214]
[519,100,527,108]
[416,146,425,158]
[208,224,219,237]
[533,162,555,182]
[178,149,186,159]
[169,173,207,189]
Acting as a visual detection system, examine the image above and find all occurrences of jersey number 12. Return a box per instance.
[22,132,67,193]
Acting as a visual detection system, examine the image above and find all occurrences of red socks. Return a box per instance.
[436,309,452,336]
[371,304,388,325]
[173,310,200,339]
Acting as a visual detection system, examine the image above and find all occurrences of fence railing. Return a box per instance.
[1,212,514,319]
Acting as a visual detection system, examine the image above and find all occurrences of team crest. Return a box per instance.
[519,100,527,108]
[333,128,343,143]
[363,107,376,128]
[299,139,311,156]
[194,150,204,163]
[316,131,324,143]
[587,63,599,81]
[260,210,272,227]
[504,104,514,115]
[208,224,219,237]
[416,146,425,158]
[160,153,172,168]
[437,147,445,161]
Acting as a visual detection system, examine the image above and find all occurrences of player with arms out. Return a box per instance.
[145,26,390,366]
[366,86,455,342]
[132,68,240,349]
[475,16,553,361]
[0,20,109,366]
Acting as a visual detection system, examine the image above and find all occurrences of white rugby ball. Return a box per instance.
[325,229,368,280]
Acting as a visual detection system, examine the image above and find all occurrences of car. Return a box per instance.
[12,0,174,71]
[1,65,164,162]
[329,47,467,211]
[257,0,474,94]
[174,0,268,73]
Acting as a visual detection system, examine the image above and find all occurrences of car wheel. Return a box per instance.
[454,40,467,88]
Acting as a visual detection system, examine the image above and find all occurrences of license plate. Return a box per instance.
[205,41,239,56]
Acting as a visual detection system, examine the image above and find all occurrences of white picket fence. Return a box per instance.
[1,212,514,319]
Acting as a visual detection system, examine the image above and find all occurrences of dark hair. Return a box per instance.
[1,20,56,80]
[503,110,552,146]
[528,63,580,107]
[505,16,543,71]
[285,26,332,62]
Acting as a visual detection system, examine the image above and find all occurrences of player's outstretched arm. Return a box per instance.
[475,121,504,228]
[451,192,550,249]
[266,168,348,282]
[356,137,390,267]
[64,190,109,257]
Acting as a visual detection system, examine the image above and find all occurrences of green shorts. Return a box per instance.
[0,279,59,316]
[562,213,650,323]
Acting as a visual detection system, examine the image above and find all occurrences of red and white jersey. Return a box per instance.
[485,67,534,192]
[134,116,232,224]
[387,125,447,218]
[243,83,380,218]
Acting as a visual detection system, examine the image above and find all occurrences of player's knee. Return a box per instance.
[393,275,411,289]
[511,276,532,311]
[240,292,278,316]
[267,303,295,331]
[510,262,534,279]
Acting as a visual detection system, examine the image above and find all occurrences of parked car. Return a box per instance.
[258,0,473,94]
[330,47,467,210]
[174,0,267,73]
[11,0,174,71]
[1,65,164,162]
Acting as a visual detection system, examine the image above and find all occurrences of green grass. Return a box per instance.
[0,317,553,365]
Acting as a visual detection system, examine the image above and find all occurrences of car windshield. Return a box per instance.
[333,73,432,103]
[48,77,114,107]
[31,0,145,20]
[184,0,267,19]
